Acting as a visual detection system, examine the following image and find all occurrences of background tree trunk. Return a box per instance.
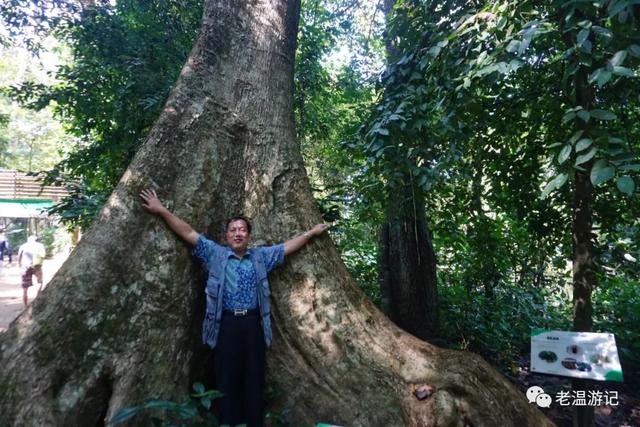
[0,0,552,425]
[563,16,596,426]
[377,0,439,342]
[379,184,439,341]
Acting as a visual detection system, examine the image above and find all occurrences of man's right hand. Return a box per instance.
[139,188,199,246]
[140,189,166,215]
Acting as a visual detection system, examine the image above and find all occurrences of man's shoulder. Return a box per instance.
[196,234,229,256]
[249,243,284,256]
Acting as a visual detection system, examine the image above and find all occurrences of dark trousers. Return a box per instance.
[214,312,266,427]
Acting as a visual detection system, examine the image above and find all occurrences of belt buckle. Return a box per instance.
[233,308,247,316]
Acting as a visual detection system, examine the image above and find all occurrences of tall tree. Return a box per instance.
[373,0,439,341]
[0,1,552,425]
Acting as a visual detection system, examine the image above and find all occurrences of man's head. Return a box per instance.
[225,216,251,255]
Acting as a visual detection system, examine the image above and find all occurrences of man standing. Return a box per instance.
[139,188,329,427]
[18,235,46,307]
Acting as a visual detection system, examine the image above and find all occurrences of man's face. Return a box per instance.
[225,219,251,254]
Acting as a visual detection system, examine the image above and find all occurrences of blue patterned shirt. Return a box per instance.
[222,255,258,310]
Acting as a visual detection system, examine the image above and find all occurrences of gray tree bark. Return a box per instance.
[379,186,439,341]
[0,0,552,426]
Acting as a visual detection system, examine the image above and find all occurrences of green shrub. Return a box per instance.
[110,383,223,426]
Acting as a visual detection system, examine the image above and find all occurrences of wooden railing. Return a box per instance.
[0,170,68,201]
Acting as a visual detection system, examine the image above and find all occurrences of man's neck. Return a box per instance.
[232,249,247,258]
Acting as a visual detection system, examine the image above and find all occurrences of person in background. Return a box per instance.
[139,188,329,427]
[18,235,46,307]
[0,230,8,264]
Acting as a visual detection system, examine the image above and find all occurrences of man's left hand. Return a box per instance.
[309,223,331,237]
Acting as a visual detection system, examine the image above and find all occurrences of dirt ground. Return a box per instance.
[0,253,67,332]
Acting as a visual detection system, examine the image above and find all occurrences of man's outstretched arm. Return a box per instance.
[139,189,199,246]
[284,223,330,256]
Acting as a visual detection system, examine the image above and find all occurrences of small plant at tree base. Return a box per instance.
[109,382,224,426]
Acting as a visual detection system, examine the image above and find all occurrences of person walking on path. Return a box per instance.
[18,235,46,307]
[139,188,329,427]
[0,231,10,264]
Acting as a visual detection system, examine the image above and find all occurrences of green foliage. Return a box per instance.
[593,275,640,367]
[110,383,223,427]
[0,112,9,165]
[439,280,572,364]
[294,0,384,304]
[7,0,201,227]
[353,0,640,365]
[38,227,56,258]
[38,226,69,257]
[0,43,65,172]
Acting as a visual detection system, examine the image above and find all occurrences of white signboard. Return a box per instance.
[530,329,623,382]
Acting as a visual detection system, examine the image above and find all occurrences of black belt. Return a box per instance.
[223,308,259,317]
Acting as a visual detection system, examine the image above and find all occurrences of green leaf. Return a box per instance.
[562,111,576,124]
[558,144,572,164]
[616,176,635,195]
[497,16,508,30]
[143,400,177,409]
[577,20,592,29]
[575,147,597,166]
[590,109,617,120]
[580,39,593,53]
[577,110,591,122]
[570,130,585,143]
[477,63,498,76]
[201,397,212,410]
[575,138,593,152]
[555,173,569,189]
[541,173,569,199]
[619,164,640,171]
[608,0,629,18]
[612,66,635,77]
[110,407,140,424]
[610,50,628,66]
[506,40,520,53]
[591,26,613,38]
[629,44,640,58]
[428,46,441,57]
[590,160,615,185]
[589,68,612,87]
[577,29,590,46]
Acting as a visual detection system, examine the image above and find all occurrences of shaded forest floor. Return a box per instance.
[504,354,640,426]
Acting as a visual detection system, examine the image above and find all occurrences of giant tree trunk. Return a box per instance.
[0,0,552,425]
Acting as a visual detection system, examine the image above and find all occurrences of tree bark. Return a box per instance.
[570,35,596,427]
[0,0,552,425]
[379,184,439,341]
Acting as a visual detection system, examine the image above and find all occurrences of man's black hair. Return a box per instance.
[225,216,252,233]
